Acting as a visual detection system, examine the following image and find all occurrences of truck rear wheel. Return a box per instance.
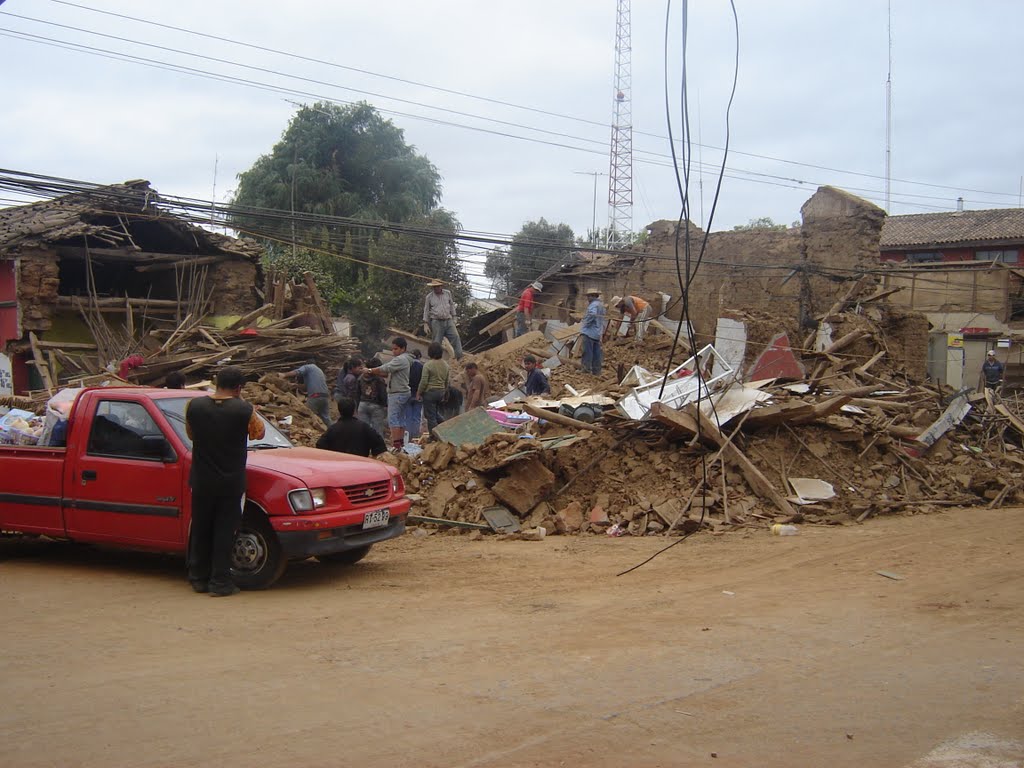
[318,544,372,566]
[231,510,286,590]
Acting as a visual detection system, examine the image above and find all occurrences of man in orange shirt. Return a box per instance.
[515,281,542,338]
[609,295,651,341]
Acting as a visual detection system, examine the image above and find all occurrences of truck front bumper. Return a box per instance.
[271,497,410,559]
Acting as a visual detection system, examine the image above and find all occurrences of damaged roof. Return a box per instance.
[0,179,261,259]
[881,208,1024,250]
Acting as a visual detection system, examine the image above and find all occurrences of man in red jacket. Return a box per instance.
[515,281,542,338]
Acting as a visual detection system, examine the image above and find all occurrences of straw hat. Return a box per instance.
[427,279,445,288]
[584,287,602,296]
[610,295,624,307]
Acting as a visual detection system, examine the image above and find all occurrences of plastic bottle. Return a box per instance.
[771,524,799,536]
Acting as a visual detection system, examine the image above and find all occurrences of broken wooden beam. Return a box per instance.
[226,303,274,331]
[303,271,334,333]
[520,401,607,432]
[480,308,516,337]
[28,332,54,392]
[682,404,798,518]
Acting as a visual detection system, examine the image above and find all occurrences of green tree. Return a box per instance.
[575,227,647,249]
[732,216,788,232]
[230,101,444,289]
[483,246,513,298]
[486,218,575,298]
[349,209,471,339]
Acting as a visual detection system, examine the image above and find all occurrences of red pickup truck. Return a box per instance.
[0,387,409,588]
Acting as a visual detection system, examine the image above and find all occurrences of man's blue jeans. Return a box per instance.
[581,335,603,374]
[430,318,463,359]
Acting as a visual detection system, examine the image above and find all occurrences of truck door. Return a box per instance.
[65,397,185,547]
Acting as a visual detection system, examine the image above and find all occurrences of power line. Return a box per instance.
[31,0,1024,202]
[2,14,1021,212]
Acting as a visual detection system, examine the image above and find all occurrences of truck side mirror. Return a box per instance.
[141,435,176,463]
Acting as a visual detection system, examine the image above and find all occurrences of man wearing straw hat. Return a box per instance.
[609,294,651,342]
[579,287,606,375]
[422,279,463,360]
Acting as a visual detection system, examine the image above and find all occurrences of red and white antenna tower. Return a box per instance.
[606,0,633,248]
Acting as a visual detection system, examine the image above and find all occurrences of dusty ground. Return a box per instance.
[2,509,1023,768]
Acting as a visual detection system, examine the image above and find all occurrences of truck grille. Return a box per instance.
[341,479,390,506]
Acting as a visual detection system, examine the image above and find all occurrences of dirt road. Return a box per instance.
[2,507,1023,767]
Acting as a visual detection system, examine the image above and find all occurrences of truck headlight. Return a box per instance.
[288,488,327,513]
[391,474,405,496]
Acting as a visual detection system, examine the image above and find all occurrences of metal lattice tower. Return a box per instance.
[606,0,633,248]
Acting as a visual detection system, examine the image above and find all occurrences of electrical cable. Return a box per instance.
[32,0,1024,203]
[0,20,1017,213]
[619,0,740,577]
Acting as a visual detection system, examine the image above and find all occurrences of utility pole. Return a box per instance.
[885,0,893,212]
[574,171,606,245]
[291,144,298,258]
[211,153,218,231]
[607,0,633,248]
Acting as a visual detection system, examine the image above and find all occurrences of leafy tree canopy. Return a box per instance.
[230,102,471,345]
[575,227,647,250]
[485,218,574,299]
[350,209,471,339]
[732,216,788,232]
[231,101,442,232]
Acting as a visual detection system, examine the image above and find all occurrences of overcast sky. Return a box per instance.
[3,0,1023,293]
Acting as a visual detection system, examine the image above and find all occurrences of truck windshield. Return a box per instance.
[155,397,294,450]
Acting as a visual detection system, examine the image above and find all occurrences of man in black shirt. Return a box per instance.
[185,365,265,597]
[317,397,387,458]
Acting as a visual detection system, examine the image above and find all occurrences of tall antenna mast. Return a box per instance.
[885,0,892,212]
[607,0,633,248]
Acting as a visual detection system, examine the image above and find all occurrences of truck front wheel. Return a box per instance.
[231,510,287,590]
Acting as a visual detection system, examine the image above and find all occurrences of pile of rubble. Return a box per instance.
[243,373,330,445]
[369,303,1024,538]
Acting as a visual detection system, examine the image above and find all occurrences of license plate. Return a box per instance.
[362,508,390,530]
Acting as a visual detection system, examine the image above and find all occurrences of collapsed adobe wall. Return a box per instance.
[800,185,887,317]
[208,259,260,315]
[624,222,803,337]
[624,188,887,336]
[16,248,59,333]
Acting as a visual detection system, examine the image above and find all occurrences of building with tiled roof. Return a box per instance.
[881,208,1024,263]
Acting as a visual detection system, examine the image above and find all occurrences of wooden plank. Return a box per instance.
[34,340,98,351]
[28,332,54,391]
[303,271,334,333]
[480,308,516,337]
[995,404,1024,438]
[272,274,287,320]
[226,303,274,331]
[854,350,886,376]
[847,397,913,412]
[520,401,607,432]
[180,349,236,374]
[860,286,905,303]
[135,256,221,272]
[814,329,869,357]
[56,296,181,309]
[683,404,797,518]
[649,401,700,437]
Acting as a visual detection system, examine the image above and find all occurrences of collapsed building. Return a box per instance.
[381,187,1024,537]
[0,180,261,392]
[0,180,359,396]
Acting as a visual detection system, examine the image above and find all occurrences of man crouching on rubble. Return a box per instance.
[523,355,551,396]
